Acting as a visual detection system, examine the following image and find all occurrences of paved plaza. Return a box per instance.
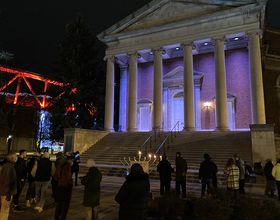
[6,175,272,220]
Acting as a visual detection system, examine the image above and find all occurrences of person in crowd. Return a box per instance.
[71,151,80,186]
[210,157,218,187]
[224,158,239,192]
[31,152,55,213]
[13,149,27,212]
[233,153,245,194]
[157,154,174,195]
[272,159,280,201]
[199,153,218,196]
[115,163,150,220]
[52,152,66,204]
[54,155,74,220]
[25,152,40,207]
[0,153,17,220]
[55,152,66,168]
[175,152,188,198]
[81,159,102,220]
[264,159,275,197]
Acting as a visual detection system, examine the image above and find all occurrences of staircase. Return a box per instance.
[79,131,265,188]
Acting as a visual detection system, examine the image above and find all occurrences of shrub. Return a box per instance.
[148,190,185,220]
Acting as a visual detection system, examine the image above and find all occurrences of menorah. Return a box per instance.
[119,151,162,174]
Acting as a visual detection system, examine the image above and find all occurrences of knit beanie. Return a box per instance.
[42,152,49,158]
[86,159,95,168]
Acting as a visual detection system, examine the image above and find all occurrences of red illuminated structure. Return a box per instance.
[0,66,67,109]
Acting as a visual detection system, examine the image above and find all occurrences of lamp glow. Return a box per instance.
[204,102,211,107]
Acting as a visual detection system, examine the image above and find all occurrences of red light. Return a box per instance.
[0,66,74,109]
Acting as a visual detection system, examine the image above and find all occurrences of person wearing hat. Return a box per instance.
[199,153,218,196]
[25,152,40,207]
[81,159,102,220]
[233,153,245,194]
[31,152,55,213]
[53,155,74,220]
[157,154,174,195]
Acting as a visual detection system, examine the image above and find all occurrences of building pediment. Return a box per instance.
[163,66,204,80]
[98,0,256,40]
[163,66,204,88]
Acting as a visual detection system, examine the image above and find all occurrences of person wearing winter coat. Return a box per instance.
[199,153,218,196]
[175,152,188,198]
[157,155,174,195]
[81,159,102,220]
[71,151,80,186]
[224,158,239,192]
[115,163,150,220]
[0,153,17,220]
[272,159,280,201]
[54,156,74,220]
[13,149,27,212]
[25,152,40,207]
[31,152,56,213]
[264,159,275,196]
[52,152,66,204]
[233,153,245,194]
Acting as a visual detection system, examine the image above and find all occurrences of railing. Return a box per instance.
[138,122,164,155]
[154,121,180,156]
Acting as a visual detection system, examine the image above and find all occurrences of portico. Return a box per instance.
[98,0,266,132]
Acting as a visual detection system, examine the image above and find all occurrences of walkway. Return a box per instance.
[8,175,270,220]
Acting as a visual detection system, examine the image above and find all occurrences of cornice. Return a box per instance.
[98,0,258,40]
[101,4,264,45]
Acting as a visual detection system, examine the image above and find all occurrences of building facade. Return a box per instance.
[98,0,267,132]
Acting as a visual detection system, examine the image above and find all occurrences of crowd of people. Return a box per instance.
[1,149,280,220]
[0,149,101,220]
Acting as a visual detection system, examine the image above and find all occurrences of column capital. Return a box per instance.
[211,36,226,44]
[180,42,194,48]
[245,30,263,39]
[150,47,163,54]
[103,55,115,62]
[119,64,128,69]
[126,51,139,58]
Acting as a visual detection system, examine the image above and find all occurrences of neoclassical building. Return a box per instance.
[97,0,267,132]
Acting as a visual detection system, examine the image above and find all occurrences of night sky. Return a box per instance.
[0,0,152,75]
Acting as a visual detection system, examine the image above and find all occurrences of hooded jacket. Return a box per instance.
[115,171,150,220]
[0,159,17,197]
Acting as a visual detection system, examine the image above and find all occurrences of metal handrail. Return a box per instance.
[138,122,164,155]
[154,121,180,155]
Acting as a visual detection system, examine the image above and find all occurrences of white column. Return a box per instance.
[163,88,168,131]
[246,31,266,124]
[181,43,196,131]
[151,47,163,129]
[119,65,128,131]
[211,36,229,131]
[104,56,115,132]
[194,84,201,130]
[127,52,138,132]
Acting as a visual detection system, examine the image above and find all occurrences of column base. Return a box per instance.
[127,127,138,132]
[183,127,196,132]
[214,126,230,131]
[104,128,115,132]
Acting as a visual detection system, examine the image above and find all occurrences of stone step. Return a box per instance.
[78,164,265,188]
